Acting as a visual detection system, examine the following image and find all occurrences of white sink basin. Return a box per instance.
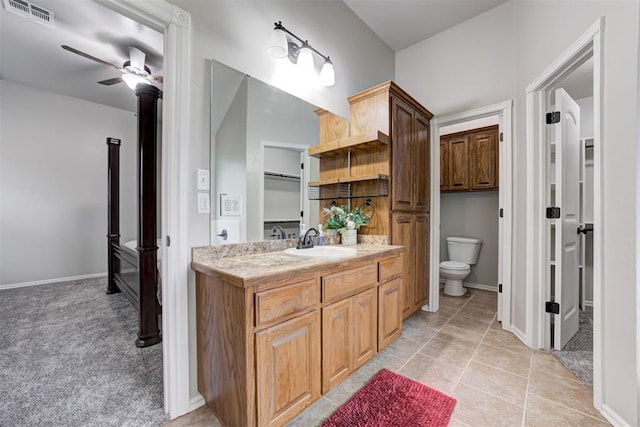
[284,246,357,259]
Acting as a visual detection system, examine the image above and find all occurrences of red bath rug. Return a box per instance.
[322,368,456,427]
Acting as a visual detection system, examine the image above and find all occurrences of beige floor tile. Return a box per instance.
[398,353,465,394]
[440,294,472,309]
[419,337,476,369]
[286,397,338,427]
[482,329,532,356]
[400,316,439,343]
[323,371,370,406]
[459,361,528,406]
[379,335,424,361]
[524,394,610,426]
[490,318,504,330]
[408,311,453,330]
[473,343,532,378]
[451,383,524,427]
[163,405,222,426]
[531,350,582,383]
[455,306,497,323]
[448,417,472,427]
[464,298,498,313]
[529,368,603,420]
[355,351,405,380]
[448,314,492,335]
[434,324,484,349]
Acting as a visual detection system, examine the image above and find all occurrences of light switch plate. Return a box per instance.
[197,169,210,191]
[197,193,210,214]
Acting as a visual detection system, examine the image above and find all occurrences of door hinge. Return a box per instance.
[499,208,504,218]
[546,111,560,124]
[546,207,561,219]
[300,162,304,170]
[165,235,171,247]
[499,132,504,142]
[498,284,503,293]
[300,210,304,217]
[545,301,560,314]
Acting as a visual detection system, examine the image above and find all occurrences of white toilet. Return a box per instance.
[440,237,483,296]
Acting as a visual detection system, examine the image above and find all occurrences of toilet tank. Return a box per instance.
[447,237,482,265]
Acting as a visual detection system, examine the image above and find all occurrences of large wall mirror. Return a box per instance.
[210,59,338,244]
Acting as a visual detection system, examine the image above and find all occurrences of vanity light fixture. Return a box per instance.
[268,21,335,87]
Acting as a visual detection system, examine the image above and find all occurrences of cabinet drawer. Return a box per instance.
[255,278,318,328]
[379,256,402,282]
[322,264,377,303]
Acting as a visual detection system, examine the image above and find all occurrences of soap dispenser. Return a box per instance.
[316,224,325,246]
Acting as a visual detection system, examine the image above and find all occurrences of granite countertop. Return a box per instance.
[191,244,404,287]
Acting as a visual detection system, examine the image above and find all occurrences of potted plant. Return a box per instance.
[322,205,348,238]
[322,204,371,245]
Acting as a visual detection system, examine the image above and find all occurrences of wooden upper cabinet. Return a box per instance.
[447,135,469,191]
[469,128,498,190]
[440,140,448,190]
[441,125,499,193]
[414,112,430,211]
[391,96,414,211]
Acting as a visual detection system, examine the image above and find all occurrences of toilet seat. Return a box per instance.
[439,261,469,270]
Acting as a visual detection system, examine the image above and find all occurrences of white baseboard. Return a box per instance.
[601,403,631,427]
[0,272,107,291]
[189,394,205,412]
[510,325,528,346]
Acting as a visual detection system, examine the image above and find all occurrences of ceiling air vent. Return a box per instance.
[3,0,54,29]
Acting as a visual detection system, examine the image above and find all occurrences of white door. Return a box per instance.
[497,117,504,322]
[554,88,581,350]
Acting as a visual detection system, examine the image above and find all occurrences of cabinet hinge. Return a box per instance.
[546,111,560,124]
[165,235,171,247]
[498,284,503,293]
[546,207,561,219]
[499,208,504,218]
[300,163,304,170]
[545,301,560,314]
[300,210,304,217]
[499,132,504,142]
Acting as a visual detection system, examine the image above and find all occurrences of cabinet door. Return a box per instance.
[440,139,448,191]
[414,214,430,308]
[321,299,352,393]
[378,277,402,350]
[352,289,377,370]
[469,128,498,190]
[256,311,320,427]
[447,136,469,191]
[414,112,430,211]
[391,213,414,317]
[391,97,414,211]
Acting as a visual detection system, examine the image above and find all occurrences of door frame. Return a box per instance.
[524,17,603,409]
[96,0,193,418]
[427,100,513,332]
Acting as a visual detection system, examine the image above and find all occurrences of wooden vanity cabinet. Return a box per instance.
[441,125,498,192]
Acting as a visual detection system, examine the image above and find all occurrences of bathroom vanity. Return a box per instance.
[191,243,404,427]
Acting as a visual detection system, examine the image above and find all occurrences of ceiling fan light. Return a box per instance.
[122,73,149,90]
[320,59,335,86]
[268,28,288,58]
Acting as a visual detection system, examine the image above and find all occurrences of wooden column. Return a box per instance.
[106,137,122,295]
[135,84,162,348]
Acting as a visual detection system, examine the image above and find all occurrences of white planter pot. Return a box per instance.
[341,229,357,245]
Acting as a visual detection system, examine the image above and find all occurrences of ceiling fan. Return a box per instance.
[61,45,163,89]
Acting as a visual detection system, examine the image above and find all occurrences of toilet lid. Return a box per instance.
[440,261,469,270]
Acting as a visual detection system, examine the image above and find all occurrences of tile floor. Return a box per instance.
[166,289,608,427]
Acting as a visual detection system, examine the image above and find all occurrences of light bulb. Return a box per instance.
[122,73,148,90]
[297,45,314,77]
[268,28,288,58]
[320,59,335,86]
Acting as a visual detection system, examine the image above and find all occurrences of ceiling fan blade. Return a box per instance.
[61,45,122,71]
[129,46,146,73]
[98,76,124,86]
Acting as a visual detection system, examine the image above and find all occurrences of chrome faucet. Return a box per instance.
[297,228,318,249]
[271,225,286,239]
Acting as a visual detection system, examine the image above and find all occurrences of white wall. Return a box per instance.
[0,80,137,286]
[440,192,499,288]
[168,0,396,401]
[397,1,638,423]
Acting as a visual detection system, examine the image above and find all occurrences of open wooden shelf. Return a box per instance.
[307,174,389,200]
[308,174,389,187]
[308,131,389,158]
